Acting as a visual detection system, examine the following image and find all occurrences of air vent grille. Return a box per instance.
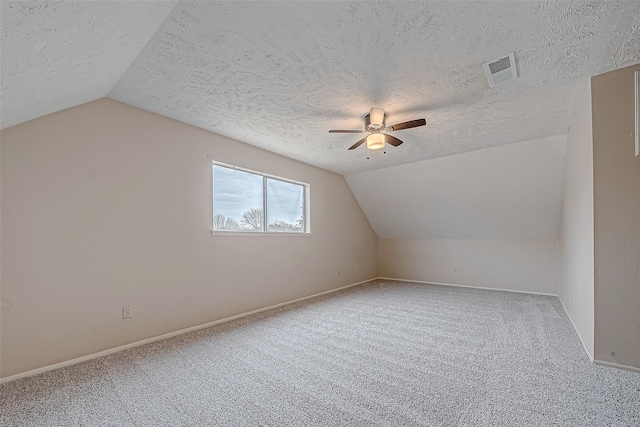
[489,57,511,74]
[483,52,518,88]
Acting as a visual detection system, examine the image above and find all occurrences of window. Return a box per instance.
[212,162,308,233]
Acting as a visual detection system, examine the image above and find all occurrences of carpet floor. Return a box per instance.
[1,280,639,426]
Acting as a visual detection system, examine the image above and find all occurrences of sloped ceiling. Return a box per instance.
[1,1,639,242]
[0,1,177,130]
[2,1,639,175]
[345,135,567,239]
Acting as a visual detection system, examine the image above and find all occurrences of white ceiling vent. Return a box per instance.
[483,52,518,88]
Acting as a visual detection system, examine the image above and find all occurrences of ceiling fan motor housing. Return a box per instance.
[365,113,386,131]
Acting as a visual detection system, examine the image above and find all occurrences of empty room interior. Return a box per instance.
[1,1,639,426]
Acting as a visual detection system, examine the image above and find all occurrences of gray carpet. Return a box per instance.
[1,280,639,426]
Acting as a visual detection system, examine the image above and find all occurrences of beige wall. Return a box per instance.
[0,98,378,378]
[592,64,640,369]
[558,81,595,359]
[345,136,567,240]
[379,239,558,294]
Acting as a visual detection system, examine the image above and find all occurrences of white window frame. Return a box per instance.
[212,161,311,235]
[635,70,639,157]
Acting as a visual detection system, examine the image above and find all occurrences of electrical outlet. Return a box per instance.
[122,306,132,319]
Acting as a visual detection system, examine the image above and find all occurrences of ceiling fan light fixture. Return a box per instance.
[366,133,385,150]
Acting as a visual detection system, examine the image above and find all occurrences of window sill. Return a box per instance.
[210,230,312,237]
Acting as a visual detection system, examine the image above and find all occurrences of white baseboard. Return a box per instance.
[6,276,633,383]
[594,359,640,374]
[556,295,594,362]
[0,278,377,384]
[378,276,559,296]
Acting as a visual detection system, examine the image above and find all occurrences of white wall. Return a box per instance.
[592,64,640,370]
[345,136,567,240]
[349,135,565,295]
[379,239,557,294]
[558,81,595,359]
[0,98,378,378]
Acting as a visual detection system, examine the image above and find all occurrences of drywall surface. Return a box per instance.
[106,1,639,174]
[0,98,378,378]
[378,239,558,294]
[3,2,640,174]
[558,81,595,359]
[0,1,177,129]
[592,64,640,369]
[345,135,567,240]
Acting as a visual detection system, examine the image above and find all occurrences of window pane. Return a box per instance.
[213,165,264,231]
[266,178,304,232]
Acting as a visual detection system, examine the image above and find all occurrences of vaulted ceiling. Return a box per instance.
[2,1,639,240]
[2,1,639,176]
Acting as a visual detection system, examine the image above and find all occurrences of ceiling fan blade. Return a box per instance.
[329,129,365,133]
[348,135,368,150]
[384,134,404,147]
[388,118,426,131]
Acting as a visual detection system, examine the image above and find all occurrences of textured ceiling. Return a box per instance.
[0,1,177,130]
[2,1,640,174]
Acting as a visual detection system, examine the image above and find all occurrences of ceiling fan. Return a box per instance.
[329,107,426,150]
